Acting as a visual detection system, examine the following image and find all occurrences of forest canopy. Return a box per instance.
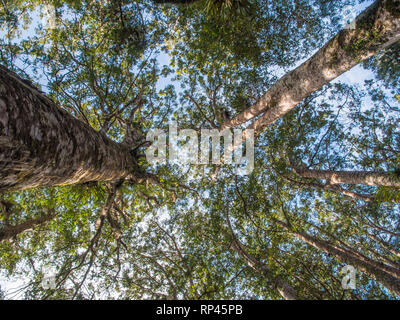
[0,0,400,300]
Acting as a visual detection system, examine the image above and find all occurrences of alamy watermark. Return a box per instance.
[145,122,255,175]
[341,265,357,290]
[341,5,357,30]
[41,3,57,30]
[41,265,57,290]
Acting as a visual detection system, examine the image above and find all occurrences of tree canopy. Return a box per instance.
[0,0,400,300]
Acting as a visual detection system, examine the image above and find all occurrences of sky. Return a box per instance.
[0,0,382,299]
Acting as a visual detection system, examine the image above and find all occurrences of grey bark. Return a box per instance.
[293,167,400,187]
[230,240,298,300]
[221,0,400,132]
[276,219,400,297]
[0,65,135,192]
[280,173,374,201]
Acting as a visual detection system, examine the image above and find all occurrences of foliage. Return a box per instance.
[0,0,399,300]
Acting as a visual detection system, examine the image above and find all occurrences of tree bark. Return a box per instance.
[230,240,298,300]
[0,65,135,192]
[293,167,400,187]
[276,219,400,297]
[367,233,400,259]
[0,213,55,242]
[280,172,375,201]
[224,208,297,299]
[221,0,400,132]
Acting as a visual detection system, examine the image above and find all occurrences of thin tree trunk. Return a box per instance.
[221,0,400,132]
[302,219,400,278]
[279,172,375,201]
[276,219,400,297]
[0,213,55,242]
[327,185,375,201]
[230,240,298,300]
[0,65,135,192]
[367,233,400,259]
[224,208,297,299]
[365,220,400,238]
[293,167,400,187]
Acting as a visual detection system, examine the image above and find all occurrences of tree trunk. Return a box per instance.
[230,240,298,300]
[293,167,400,187]
[221,0,400,132]
[367,233,400,259]
[224,207,297,299]
[280,172,374,201]
[276,220,400,297]
[0,65,135,192]
[0,213,55,242]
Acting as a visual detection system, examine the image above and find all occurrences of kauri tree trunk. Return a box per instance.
[0,65,134,192]
[221,0,400,132]
[230,240,298,300]
[276,220,400,296]
[292,167,400,187]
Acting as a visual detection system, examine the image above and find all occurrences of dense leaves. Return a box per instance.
[0,0,399,299]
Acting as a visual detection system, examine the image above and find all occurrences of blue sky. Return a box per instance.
[0,0,384,298]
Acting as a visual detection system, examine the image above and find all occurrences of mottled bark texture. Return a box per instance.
[293,167,400,187]
[221,0,400,132]
[0,213,55,242]
[0,65,135,192]
[230,240,298,300]
[276,220,400,297]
